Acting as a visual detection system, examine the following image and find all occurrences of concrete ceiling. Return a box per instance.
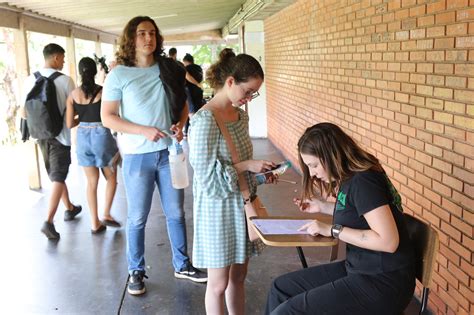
[5,0,295,40]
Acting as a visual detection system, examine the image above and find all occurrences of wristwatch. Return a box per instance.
[331,224,344,239]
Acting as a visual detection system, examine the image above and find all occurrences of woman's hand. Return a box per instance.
[246,160,276,173]
[293,198,324,213]
[298,220,331,237]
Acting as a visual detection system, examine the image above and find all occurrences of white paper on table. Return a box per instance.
[252,219,314,235]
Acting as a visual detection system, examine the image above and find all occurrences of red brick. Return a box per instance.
[442,174,464,192]
[427,0,446,14]
[454,89,474,103]
[457,8,474,21]
[447,23,468,36]
[440,220,462,242]
[426,97,444,109]
[434,63,453,74]
[456,36,474,48]
[402,0,417,8]
[426,51,445,62]
[449,239,472,261]
[446,0,469,9]
[451,216,474,239]
[436,12,456,24]
[427,25,446,37]
[446,50,468,61]
[435,37,455,48]
[433,87,453,99]
[418,15,435,27]
[445,76,467,88]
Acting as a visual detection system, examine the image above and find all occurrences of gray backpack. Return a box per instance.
[25,71,64,140]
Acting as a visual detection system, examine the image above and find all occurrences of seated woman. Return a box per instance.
[265,122,415,315]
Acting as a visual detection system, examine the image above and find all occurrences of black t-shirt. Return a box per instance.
[334,170,414,275]
[185,64,203,83]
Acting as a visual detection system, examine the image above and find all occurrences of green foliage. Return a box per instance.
[191,43,240,66]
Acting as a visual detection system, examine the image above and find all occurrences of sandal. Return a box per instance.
[103,218,121,228]
[91,224,107,234]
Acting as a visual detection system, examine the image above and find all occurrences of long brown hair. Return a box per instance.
[298,123,383,199]
[116,16,164,66]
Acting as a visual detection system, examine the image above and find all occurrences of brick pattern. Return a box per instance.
[264,0,473,314]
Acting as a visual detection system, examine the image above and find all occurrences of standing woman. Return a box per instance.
[189,53,275,314]
[265,122,415,315]
[66,57,120,233]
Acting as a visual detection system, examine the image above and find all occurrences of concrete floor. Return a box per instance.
[1,139,423,315]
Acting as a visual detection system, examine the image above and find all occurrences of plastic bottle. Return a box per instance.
[168,138,189,189]
[255,161,292,185]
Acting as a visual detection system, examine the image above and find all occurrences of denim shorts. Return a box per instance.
[76,122,118,168]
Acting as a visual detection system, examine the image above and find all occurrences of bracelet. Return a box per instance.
[243,197,251,205]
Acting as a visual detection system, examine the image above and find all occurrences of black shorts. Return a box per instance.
[38,139,71,182]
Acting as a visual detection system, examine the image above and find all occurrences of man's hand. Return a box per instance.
[170,123,183,142]
[140,126,168,142]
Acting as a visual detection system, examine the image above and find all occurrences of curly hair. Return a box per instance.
[78,57,97,99]
[206,53,263,90]
[116,16,164,66]
[298,122,383,199]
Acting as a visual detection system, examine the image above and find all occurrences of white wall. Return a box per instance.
[243,21,267,138]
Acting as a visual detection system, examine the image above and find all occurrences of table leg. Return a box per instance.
[329,242,339,261]
[296,246,308,268]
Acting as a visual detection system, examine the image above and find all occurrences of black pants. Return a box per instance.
[265,260,415,315]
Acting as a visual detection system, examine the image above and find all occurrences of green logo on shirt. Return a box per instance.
[336,191,346,211]
[385,176,403,212]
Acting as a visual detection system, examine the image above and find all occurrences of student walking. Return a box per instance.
[66,57,120,234]
[101,16,207,296]
[189,53,275,314]
[22,43,82,240]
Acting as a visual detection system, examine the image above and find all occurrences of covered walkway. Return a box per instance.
[1,1,472,314]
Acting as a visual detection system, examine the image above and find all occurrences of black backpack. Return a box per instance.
[24,71,64,140]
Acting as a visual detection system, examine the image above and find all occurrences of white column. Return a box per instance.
[243,20,267,138]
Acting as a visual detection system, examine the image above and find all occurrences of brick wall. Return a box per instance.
[264,0,473,314]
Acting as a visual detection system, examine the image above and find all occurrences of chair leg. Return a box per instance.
[420,287,429,315]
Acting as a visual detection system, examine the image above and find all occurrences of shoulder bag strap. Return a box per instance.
[202,104,251,199]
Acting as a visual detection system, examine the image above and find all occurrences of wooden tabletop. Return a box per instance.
[249,215,338,247]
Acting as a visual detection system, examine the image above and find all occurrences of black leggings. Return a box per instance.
[265,260,415,315]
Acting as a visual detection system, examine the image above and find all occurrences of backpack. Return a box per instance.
[24,71,64,140]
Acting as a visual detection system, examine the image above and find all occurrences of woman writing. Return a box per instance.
[66,57,120,233]
[266,122,415,315]
[189,53,275,314]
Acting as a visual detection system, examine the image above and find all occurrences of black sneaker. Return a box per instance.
[64,205,82,221]
[174,265,207,283]
[40,221,60,240]
[128,270,148,295]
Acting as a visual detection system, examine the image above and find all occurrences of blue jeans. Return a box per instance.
[122,149,189,274]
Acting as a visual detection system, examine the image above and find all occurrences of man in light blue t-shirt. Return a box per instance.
[102,16,207,296]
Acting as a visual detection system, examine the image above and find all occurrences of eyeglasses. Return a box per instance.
[249,91,260,100]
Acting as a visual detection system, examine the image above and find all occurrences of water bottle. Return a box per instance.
[255,161,292,185]
[168,138,189,189]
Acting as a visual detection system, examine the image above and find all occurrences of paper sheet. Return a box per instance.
[252,219,314,235]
